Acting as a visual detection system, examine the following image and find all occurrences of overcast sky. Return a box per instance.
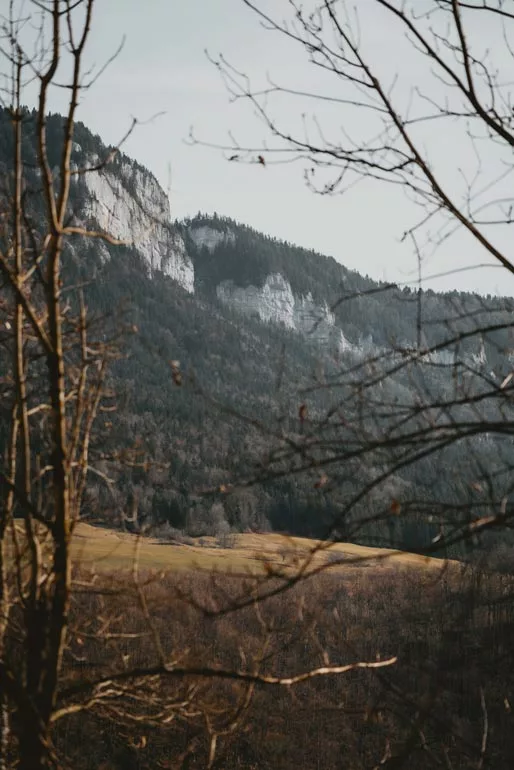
[19,0,514,296]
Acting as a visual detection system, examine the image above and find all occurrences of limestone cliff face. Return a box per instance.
[216,272,354,352]
[184,221,356,352]
[74,148,194,293]
[188,224,235,252]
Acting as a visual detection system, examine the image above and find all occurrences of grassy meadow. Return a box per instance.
[71,521,459,576]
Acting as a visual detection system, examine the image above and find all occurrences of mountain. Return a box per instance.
[2,107,514,559]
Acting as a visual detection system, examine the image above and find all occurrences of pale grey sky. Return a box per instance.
[15,0,514,296]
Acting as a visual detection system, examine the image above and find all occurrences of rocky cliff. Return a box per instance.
[216,271,353,351]
[75,149,194,293]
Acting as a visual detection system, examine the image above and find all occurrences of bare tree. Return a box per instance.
[187,0,514,560]
[0,1,128,765]
[2,0,510,764]
[0,3,400,769]
[168,3,514,765]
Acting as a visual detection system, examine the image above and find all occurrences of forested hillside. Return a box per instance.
[2,107,514,560]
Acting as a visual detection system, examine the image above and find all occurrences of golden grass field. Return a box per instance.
[71,522,459,577]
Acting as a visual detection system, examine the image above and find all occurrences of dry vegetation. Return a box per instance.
[46,526,508,769]
[4,511,513,768]
[71,522,459,576]
[47,547,514,769]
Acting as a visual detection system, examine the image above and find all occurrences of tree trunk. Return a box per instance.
[0,542,10,770]
[18,714,51,770]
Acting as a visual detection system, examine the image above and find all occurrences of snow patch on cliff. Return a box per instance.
[81,162,194,293]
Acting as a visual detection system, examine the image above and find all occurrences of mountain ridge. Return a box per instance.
[2,107,514,560]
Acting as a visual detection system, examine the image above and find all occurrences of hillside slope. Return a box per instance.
[2,107,514,560]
